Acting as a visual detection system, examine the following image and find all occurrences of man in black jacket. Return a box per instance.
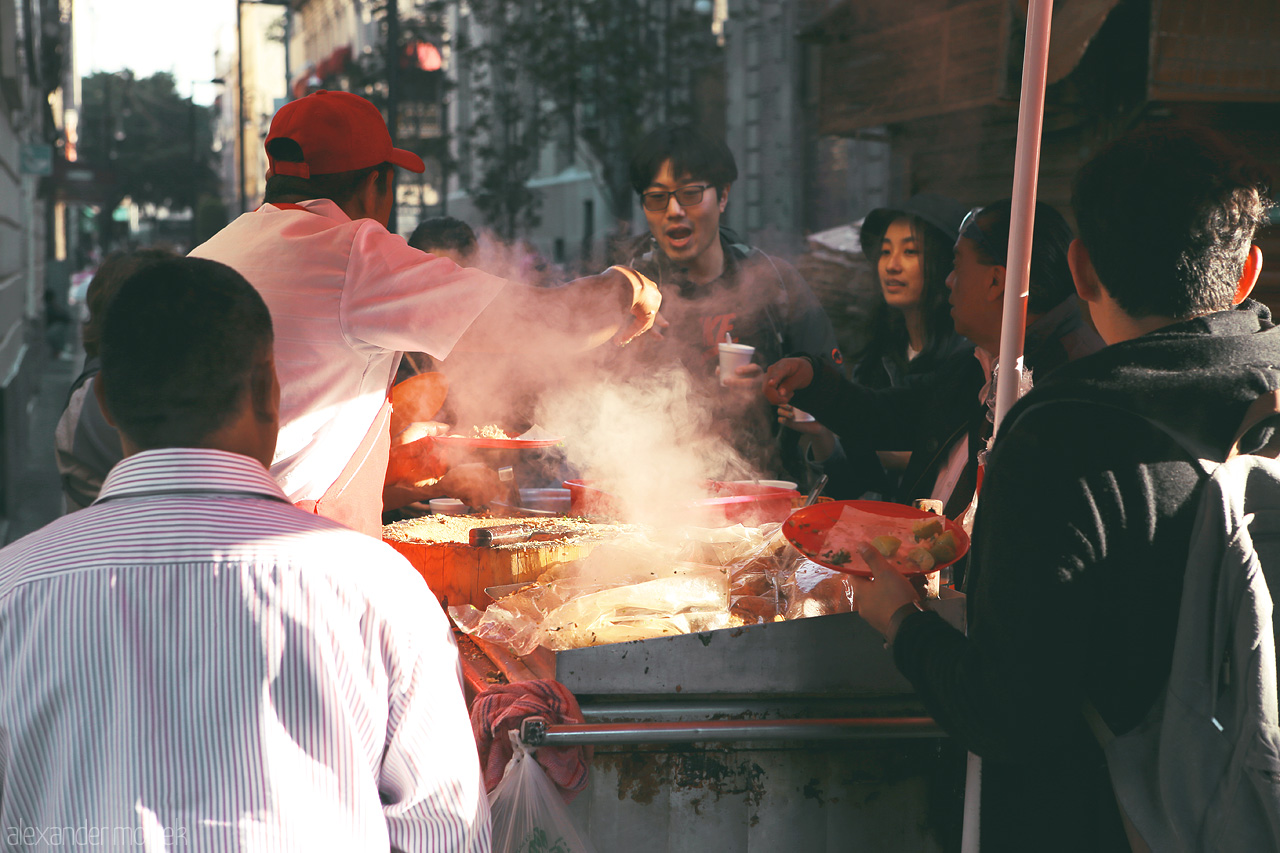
[621,124,843,480]
[767,200,1102,520]
[812,127,1278,851]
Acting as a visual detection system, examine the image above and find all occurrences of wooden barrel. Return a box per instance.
[382,515,619,608]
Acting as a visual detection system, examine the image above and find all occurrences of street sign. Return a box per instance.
[52,160,116,204]
[20,144,52,176]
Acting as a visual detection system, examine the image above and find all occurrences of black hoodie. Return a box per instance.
[891,300,1280,851]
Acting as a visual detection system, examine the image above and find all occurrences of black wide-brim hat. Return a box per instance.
[859,193,970,261]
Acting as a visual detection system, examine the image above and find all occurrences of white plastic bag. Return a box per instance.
[489,730,596,853]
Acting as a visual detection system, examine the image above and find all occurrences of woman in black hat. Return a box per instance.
[837,194,973,494]
[851,193,973,391]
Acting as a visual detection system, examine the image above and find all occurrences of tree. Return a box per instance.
[347,0,454,234]
[445,0,721,241]
[453,1,546,241]
[78,71,220,249]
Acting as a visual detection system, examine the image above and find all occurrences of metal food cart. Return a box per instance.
[464,590,967,852]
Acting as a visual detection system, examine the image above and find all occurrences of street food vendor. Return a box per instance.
[192,90,661,536]
[618,124,843,481]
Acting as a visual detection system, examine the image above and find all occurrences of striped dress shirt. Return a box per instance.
[0,449,490,851]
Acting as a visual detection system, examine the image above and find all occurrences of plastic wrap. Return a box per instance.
[451,532,735,655]
[449,522,862,653]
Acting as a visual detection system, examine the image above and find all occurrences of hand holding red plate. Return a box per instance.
[848,543,921,640]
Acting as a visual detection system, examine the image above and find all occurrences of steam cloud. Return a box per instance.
[417,226,795,524]
[533,365,763,527]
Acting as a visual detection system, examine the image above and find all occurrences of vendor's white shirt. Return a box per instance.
[192,200,505,502]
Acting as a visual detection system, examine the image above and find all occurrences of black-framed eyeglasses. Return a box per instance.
[641,184,713,212]
[959,206,1006,265]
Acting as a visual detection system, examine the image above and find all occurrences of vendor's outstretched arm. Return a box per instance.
[452,266,661,354]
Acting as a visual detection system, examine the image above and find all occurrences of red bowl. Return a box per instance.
[563,479,800,527]
[782,499,971,576]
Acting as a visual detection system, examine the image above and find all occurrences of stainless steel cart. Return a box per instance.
[494,592,967,852]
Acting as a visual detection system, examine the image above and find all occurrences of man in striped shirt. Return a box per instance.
[0,258,489,850]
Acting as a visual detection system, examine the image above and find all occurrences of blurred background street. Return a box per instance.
[5,343,79,545]
[3,0,1279,536]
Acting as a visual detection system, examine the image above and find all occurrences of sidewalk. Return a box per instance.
[7,352,78,544]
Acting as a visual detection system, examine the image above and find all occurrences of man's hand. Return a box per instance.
[848,543,922,641]
[764,357,815,405]
[776,403,823,434]
[434,463,510,507]
[609,265,663,345]
[384,462,510,513]
[720,362,765,392]
[391,420,450,447]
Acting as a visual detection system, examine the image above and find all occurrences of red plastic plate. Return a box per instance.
[782,500,971,576]
[563,479,800,527]
[432,435,563,449]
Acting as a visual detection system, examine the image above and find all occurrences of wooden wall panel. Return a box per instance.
[1149,0,1280,102]
[816,0,1009,134]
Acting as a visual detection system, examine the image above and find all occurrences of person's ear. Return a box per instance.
[718,184,730,213]
[1233,244,1263,304]
[1068,238,1103,303]
[366,169,385,207]
[250,357,280,427]
[92,374,117,428]
[988,264,1007,302]
[349,169,384,220]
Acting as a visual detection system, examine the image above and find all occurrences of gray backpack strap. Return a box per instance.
[1231,389,1280,460]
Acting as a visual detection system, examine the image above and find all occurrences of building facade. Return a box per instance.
[0,0,71,538]
[215,0,289,217]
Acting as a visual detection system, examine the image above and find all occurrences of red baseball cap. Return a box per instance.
[264,90,425,179]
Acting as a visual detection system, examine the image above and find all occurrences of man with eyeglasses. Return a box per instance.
[620,124,843,481]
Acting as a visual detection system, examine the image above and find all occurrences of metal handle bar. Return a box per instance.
[520,715,944,746]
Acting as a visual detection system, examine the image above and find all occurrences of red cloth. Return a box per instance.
[470,679,592,803]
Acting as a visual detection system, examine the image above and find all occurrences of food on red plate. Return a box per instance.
[929,529,959,563]
[911,516,945,541]
[870,535,901,557]
[791,502,967,575]
[906,546,935,572]
[449,424,511,439]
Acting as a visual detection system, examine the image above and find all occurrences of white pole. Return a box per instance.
[961,3,1056,852]
[993,0,1055,435]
